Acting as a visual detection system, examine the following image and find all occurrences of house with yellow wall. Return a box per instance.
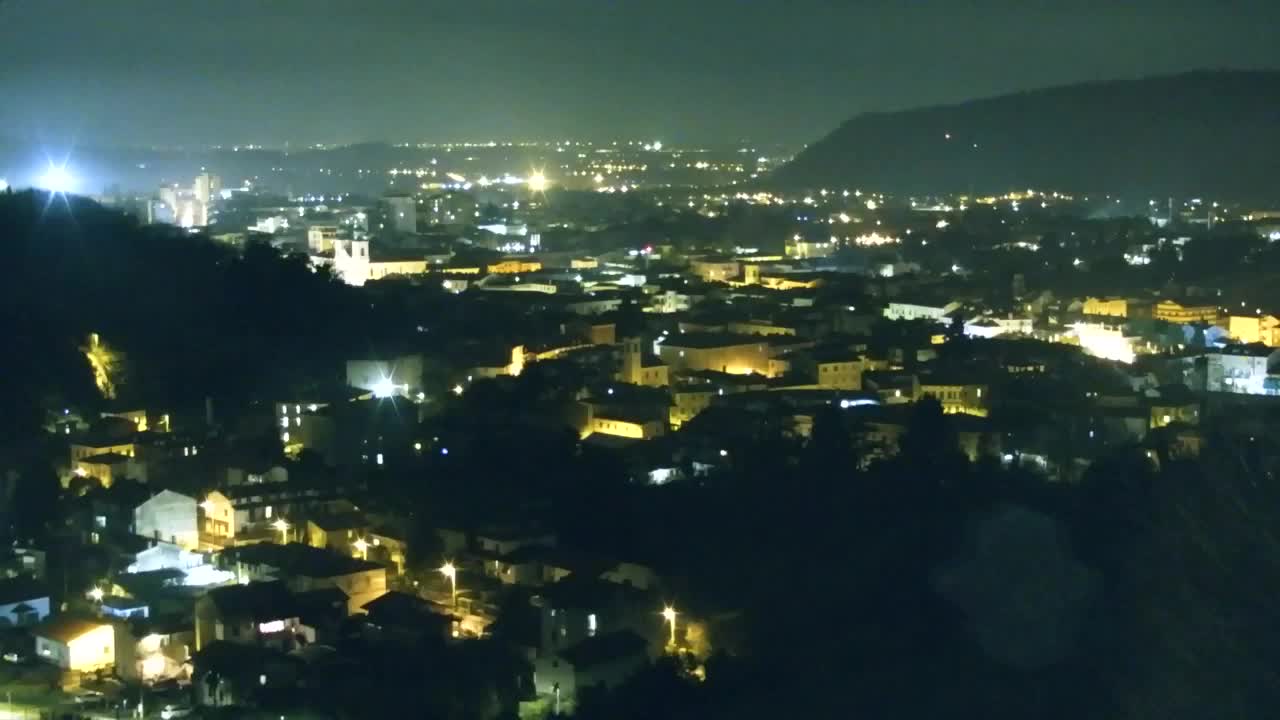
[918,379,990,416]
[35,617,116,672]
[1082,297,1130,318]
[657,332,775,376]
[1153,298,1220,325]
[1228,313,1280,346]
[488,259,543,274]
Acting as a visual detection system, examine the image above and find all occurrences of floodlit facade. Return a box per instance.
[1153,299,1220,325]
[1082,297,1130,318]
[35,618,116,672]
[884,301,961,322]
[658,334,774,376]
[135,490,199,550]
[1227,314,1280,346]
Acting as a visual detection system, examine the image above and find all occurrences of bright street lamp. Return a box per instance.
[271,518,290,544]
[353,538,369,560]
[88,587,104,603]
[661,606,678,648]
[440,561,458,608]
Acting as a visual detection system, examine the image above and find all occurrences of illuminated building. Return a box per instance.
[488,259,543,274]
[919,379,990,416]
[585,413,665,440]
[193,173,221,205]
[135,490,200,550]
[726,320,797,337]
[785,235,836,259]
[1082,296,1131,318]
[199,491,236,545]
[813,354,888,390]
[1205,344,1278,395]
[669,388,715,428]
[217,543,388,616]
[194,581,313,652]
[618,337,669,387]
[321,240,433,286]
[307,514,407,576]
[1227,313,1280,346]
[688,257,740,282]
[1153,298,1220,325]
[1071,322,1137,363]
[384,193,417,234]
[306,224,341,253]
[73,451,145,488]
[884,300,961,323]
[34,617,116,672]
[758,273,822,291]
[658,333,775,376]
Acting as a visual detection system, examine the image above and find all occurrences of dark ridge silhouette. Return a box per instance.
[770,69,1280,200]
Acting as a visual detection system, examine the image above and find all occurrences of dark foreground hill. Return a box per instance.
[771,70,1280,201]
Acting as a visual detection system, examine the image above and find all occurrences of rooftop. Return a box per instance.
[204,580,299,622]
[222,543,382,578]
[35,616,109,644]
[661,332,765,349]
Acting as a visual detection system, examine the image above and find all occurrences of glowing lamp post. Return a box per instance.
[440,561,458,608]
[661,606,678,649]
[272,518,290,545]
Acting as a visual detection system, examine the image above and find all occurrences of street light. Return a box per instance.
[661,606,678,648]
[89,586,105,602]
[353,538,369,560]
[440,561,458,608]
[271,518,290,545]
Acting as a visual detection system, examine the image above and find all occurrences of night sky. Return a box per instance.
[3,0,1279,147]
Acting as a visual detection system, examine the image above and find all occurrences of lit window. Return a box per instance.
[265,505,273,519]
[587,613,597,637]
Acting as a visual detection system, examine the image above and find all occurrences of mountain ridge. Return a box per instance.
[770,69,1280,201]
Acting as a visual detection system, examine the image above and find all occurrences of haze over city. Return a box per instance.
[2,2,1280,720]
[3,0,1280,147]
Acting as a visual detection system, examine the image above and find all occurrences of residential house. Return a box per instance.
[533,630,650,708]
[219,543,387,614]
[1228,313,1280,347]
[0,576,50,627]
[194,581,313,652]
[34,617,116,672]
[134,490,199,550]
[199,490,236,546]
[1205,344,1280,395]
[360,591,452,644]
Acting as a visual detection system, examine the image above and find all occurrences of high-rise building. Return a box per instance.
[385,194,417,234]
[193,173,222,205]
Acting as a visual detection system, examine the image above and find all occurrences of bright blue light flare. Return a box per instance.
[37,164,77,194]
